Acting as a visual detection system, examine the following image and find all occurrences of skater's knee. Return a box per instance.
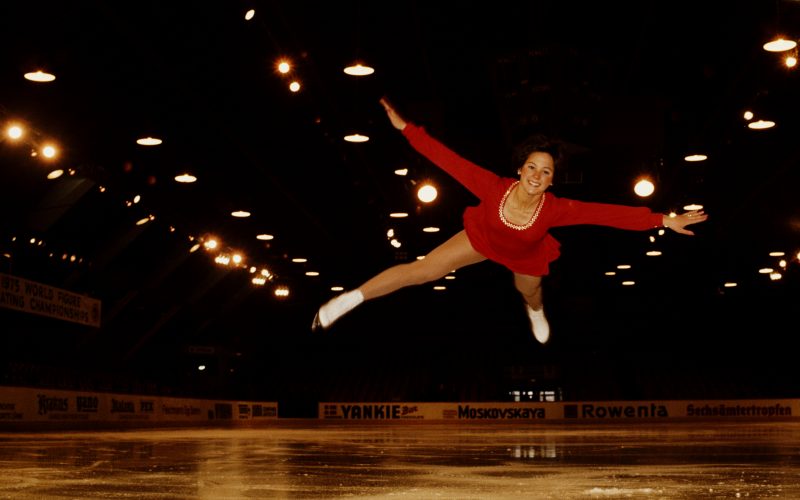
[513,273,542,298]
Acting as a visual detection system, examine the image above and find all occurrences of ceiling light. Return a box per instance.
[231,210,251,218]
[41,144,57,158]
[748,120,775,129]
[6,125,23,140]
[23,70,56,82]
[633,177,654,197]
[417,183,438,202]
[175,173,197,183]
[256,234,274,241]
[344,133,369,143]
[343,63,375,76]
[136,136,162,146]
[763,38,797,52]
[389,212,408,218]
[684,154,707,162]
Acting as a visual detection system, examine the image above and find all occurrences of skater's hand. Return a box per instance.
[380,97,407,131]
[663,210,708,235]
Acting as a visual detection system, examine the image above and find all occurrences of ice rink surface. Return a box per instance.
[2,420,799,498]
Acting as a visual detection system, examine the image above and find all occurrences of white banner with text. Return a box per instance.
[0,272,102,327]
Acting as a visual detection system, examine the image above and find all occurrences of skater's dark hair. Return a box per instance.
[512,134,563,171]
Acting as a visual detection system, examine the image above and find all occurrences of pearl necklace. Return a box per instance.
[498,181,545,230]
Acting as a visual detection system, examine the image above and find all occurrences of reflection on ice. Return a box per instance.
[1,421,799,499]
[585,488,662,496]
[510,442,557,459]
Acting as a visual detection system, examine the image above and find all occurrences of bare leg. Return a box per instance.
[513,273,543,311]
[513,273,550,344]
[313,230,486,329]
[359,230,486,300]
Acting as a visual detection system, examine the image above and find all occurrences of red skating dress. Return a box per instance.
[402,123,664,276]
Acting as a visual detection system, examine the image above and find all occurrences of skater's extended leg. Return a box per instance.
[313,230,485,330]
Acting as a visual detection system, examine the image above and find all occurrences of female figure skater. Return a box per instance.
[312,98,708,343]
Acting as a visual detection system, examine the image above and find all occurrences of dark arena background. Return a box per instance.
[2,1,800,498]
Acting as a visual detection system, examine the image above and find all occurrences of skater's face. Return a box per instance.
[517,151,554,195]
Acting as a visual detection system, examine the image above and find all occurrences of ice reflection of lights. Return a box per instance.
[511,443,557,459]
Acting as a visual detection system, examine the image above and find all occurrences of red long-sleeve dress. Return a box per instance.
[402,123,664,276]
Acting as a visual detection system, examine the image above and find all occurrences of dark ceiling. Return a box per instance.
[1,1,799,397]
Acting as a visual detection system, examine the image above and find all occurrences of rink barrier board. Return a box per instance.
[0,385,277,430]
[4,385,796,430]
[319,400,800,422]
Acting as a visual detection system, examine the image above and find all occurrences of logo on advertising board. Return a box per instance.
[323,404,422,419]
[455,405,545,420]
[564,403,668,419]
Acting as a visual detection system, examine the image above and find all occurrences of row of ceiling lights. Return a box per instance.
[9,16,798,299]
